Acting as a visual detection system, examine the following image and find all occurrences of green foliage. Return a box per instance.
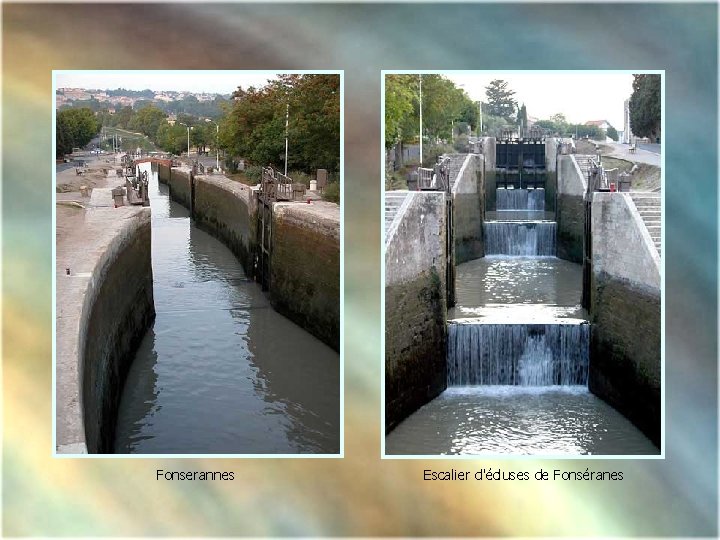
[56,107,100,157]
[385,170,408,191]
[128,105,167,140]
[243,165,263,183]
[606,126,619,141]
[385,74,416,148]
[384,74,478,148]
[573,124,603,139]
[155,123,188,154]
[220,75,340,174]
[453,134,470,153]
[111,106,134,129]
[322,181,340,203]
[516,103,528,128]
[422,141,454,167]
[533,115,604,140]
[629,74,661,139]
[485,79,517,121]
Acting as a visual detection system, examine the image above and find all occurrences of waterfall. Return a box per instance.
[447,322,589,386]
[496,188,545,211]
[484,221,556,256]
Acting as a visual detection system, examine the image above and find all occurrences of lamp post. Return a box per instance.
[205,118,219,171]
[179,122,192,158]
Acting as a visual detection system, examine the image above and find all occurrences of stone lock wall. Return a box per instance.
[270,203,340,351]
[589,192,661,447]
[192,175,258,276]
[452,154,485,263]
[385,191,448,433]
[56,207,154,453]
[168,167,193,210]
[556,155,587,263]
[174,172,340,351]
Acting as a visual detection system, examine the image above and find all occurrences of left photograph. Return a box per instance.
[54,71,342,455]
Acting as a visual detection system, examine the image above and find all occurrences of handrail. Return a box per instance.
[260,166,293,202]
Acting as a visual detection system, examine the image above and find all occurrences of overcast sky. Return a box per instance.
[445,72,635,129]
[55,71,280,94]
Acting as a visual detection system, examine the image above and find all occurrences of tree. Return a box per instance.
[129,105,167,140]
[550,113,569,135]
[516,103,528,128]
[629,74,661,140]
[606,126,619,141]
[56,108,100,157]
[156,123,188,155]
[485,79,517,121]
[384,74,416,148]
[219,74,340,173]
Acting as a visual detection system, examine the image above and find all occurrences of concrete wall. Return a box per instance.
[480,137,496,212]
[157,162,171,184]
[556,155,587,263]
[480,137,496,170]
[270,203,340,351]
[168,167,193,210]
[452,153,485,263]
[545,137,559,172]
[187,174,340,351]
[192,175,258,275]
[385,191,447,433]
[589,192,661,447]
[56,207,154,453]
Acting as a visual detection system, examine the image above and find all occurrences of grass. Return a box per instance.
[227,172,256,186]
[599,156,633,174]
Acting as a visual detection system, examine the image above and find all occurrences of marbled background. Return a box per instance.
[3,3,717,536]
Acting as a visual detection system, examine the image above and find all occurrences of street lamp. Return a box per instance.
[179,122,192,158]
[205,118,220,171]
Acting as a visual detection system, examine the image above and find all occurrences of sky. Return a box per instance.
[445,72,635,129]
[55,71,280,95]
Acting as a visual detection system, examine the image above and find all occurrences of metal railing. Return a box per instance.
[261,167,293,202]
[417,157,451,193]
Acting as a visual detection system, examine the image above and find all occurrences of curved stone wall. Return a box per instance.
[56,207,154,453]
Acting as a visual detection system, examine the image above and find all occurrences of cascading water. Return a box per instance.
[483,221,556,256]
[386,153,658,455]
[447,322,589,386]
[496,188,545,211]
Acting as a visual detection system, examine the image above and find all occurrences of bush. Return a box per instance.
[322,181,340,204]
[453,135,470,153]
[385,170,408,190]
[422,142,454,167]
[244,165,263,184]
[290,171,313,187]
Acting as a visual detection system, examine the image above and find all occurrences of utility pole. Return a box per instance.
[419,74,423,166]
[284,102,289,176]
[479,101,483,136]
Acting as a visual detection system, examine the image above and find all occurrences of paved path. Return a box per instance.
[601,142,661,166]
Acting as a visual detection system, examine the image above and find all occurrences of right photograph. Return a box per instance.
[383,71,662,457]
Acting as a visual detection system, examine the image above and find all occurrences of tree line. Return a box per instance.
[56,108,101,157]
[219,74,340,173]
[385,74,479,150]
[629,74,660,141]
[56,75,340,175]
